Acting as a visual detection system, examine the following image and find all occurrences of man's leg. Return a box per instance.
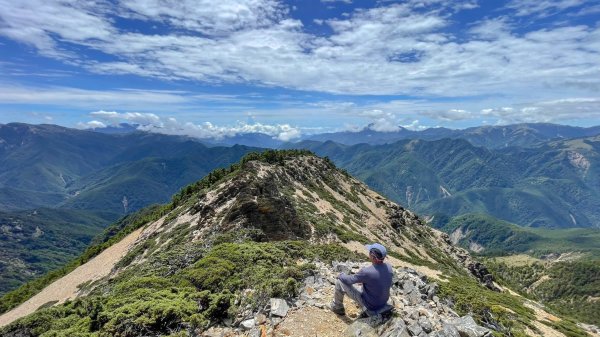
[331,279,365,314]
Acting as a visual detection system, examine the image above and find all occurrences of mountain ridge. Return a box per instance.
[289,135,600,229]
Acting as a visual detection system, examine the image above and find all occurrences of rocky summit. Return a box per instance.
[0,150,592,337]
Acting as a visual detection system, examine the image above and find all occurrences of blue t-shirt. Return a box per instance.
[339,263,393,311]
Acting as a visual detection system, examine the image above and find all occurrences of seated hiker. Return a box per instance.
[330,243,393,316]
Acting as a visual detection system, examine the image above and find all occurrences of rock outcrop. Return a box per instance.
[201,262,491,337]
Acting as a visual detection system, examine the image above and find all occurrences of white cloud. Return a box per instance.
[425,109,473,121]
[1,1,599,98]
[81,110,302,141]
[119,0,287,36]
[401,119,427,131]
[359,109,400,132]
[506,0,589,17]
[90,110,162,125]
[321,0,352,4]
[0,0,114,58]
[77,120,107,129]
[480,98,600,124]
[0,85,190,110]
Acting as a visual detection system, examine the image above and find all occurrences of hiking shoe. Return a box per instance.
[330,302,345,315]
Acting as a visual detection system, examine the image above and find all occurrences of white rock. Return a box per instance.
[270,298,289,317]
[240,318,255,330]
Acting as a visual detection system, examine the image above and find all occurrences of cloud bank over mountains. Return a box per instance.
[79,110,302,141]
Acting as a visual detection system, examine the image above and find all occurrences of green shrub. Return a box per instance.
[439,276,535,337]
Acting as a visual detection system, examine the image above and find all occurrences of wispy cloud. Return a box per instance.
[0,85,189,110]
[506,0,590,17]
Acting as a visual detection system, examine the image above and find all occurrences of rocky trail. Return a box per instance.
[202,263,492,337]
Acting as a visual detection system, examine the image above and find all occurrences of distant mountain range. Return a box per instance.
[88,122,600,149]
[303,123,600,148]
[0,123,258,213]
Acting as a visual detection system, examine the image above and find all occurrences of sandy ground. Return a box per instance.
[274,287,362,337]
[0,227,145,328]
[274,306,352,337]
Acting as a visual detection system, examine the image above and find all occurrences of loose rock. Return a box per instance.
[270,298,290,317]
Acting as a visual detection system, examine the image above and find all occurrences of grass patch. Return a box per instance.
[540,319,590,337]
[438,276,535,337]
[1,240,364,337]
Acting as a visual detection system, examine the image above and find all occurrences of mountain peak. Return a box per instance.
[154,150,423,246]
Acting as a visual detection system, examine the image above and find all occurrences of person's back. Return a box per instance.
[331,243,394,315]
[357,262,393,311]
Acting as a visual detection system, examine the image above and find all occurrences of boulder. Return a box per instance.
[403,280,416,294]
[240,318,255,330]
[346,321,378,337]
[418,316,433,333]
[427,283,438,300]
[380,318,410,337]
[441,324,462,337]
[248,327,262,337]
[408,322,423,336]
[407,290,421,305]
[452,316,491,337]
[269,298,289,317]
[333,262,352,274]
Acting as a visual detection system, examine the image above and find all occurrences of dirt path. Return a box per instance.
[274,306,352,337]
[0,227,144,327]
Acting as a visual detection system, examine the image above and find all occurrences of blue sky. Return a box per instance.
[0,0,599,140]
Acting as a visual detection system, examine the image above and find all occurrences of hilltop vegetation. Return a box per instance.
[488,259,600,327]
[2,240,359,337]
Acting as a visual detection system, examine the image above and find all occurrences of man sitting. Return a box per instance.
[330,243,393,316]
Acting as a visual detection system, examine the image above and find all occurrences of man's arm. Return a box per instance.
[338,269,369,285]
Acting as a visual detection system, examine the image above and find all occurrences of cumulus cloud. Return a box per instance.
[1,0,597,99]
[80,110,302,141]
[401,120,427,131]
[77,120,107,129]
[360,109,400,132]
[0,0,599,127]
